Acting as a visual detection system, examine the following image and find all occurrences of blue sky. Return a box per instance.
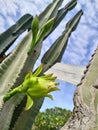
[0,0,98,111]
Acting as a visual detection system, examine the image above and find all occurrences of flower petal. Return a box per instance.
[24,71,32,80]
[46,94,53,100]
[33,64,43,77]
[41,74,57,81]
[25,94,34,110]
[48,86,60,93]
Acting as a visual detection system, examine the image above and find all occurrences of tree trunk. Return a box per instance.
[61,47,98,130]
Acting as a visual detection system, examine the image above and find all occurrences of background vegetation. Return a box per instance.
[33,107,72,130]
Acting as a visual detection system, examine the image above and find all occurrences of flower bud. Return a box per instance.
[3,64,59,110]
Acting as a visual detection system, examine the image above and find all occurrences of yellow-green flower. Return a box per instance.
[3,64,59,110]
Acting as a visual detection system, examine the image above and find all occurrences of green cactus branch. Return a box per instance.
[38,0,64,27]
[41,10,83,73]
[0,14,33,56]
[49,0,77,35]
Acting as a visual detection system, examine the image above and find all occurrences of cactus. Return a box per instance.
[61,47,98,130]
[0,0,83,130]
[0,14,33,57]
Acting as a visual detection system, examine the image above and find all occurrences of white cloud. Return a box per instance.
[78,0,98,27]
[14,0,39,16]
[0,16,5,32]
[6,17,15,26]
[0,0,18,16]
[0,0,52,32]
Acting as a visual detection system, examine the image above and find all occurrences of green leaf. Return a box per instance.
[28,15,39,54]
[25,94,33,110]
[36,17,55,44]
[31,15,39,43]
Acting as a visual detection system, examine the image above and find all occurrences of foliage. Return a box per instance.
[33,107,72,130]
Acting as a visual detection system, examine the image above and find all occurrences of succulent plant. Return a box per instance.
[0,0,83,130]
